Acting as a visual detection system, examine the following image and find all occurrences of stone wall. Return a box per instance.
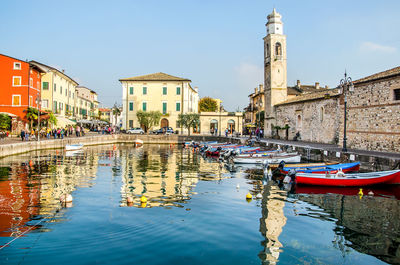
[274,97,340,143]
[343,75,400,152]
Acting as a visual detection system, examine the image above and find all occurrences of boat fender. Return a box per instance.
[335,169,345,178]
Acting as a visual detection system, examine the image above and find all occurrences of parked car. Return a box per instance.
[126,127,144,134]
[154,127,174,135]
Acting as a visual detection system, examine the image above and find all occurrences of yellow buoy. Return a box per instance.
[140,202,147,208]
[140,195,147,203]
[246,193,252,199]
[358,188,363,196]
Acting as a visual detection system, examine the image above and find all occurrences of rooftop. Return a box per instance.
[276,88,341,106]
[119,72,191,82]
[354,66,400,84]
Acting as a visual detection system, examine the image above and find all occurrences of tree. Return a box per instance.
[48,112,57,127]
[177,113,200,136]
[0,114,11,130]
[112,103,121,127]
[199,97,218,112]
[136,110,162,133]
[25,107,38,129]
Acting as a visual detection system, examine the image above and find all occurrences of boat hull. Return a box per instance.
[281,162,360,174]
[295,170,400,186]
[233,155,301,164]
[65,144,83,151]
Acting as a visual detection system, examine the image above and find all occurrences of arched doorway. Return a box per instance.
[210,119,218,135]
[228,119,235,134]
[161,118,169,128]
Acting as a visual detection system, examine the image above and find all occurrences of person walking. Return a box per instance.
[20,130,25,141]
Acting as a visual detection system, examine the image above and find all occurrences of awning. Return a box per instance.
[56,116,77,127]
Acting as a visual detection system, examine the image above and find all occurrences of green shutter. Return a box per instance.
[176,102,180,111]
[130,87,134,95]
[142,102,147,111]
[143,87,147,95]
[129,102,133,111]
[163,102,167,114]
[176,87,181,95]
[43,82,49,90]
[54,84,56,92]
[163,87,167,95]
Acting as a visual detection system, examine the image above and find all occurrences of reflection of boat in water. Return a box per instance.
[295,185,400,200]
[65,144,84,151]
[65,150,84,157]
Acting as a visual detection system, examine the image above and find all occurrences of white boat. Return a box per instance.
[134,139,144,146]
[232,154,301,164]
[65,144,84,151]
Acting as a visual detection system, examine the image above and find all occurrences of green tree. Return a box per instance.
[0,114,11,130]
[136,110,162,133]
[199,97,218,112]
[48,112,57,127]
[25,107,38,129]
[177,113,200,136]
[112,103,121,126]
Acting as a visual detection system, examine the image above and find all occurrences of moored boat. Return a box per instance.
[232,154,301,164]
[281,162,360,174]
[294,170,400,186]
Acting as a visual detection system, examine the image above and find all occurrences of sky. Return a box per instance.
[1,0,399,111]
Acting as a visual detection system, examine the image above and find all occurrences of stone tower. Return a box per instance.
[263,8,287,136]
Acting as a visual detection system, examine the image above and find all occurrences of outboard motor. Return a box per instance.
[284,169,297,184]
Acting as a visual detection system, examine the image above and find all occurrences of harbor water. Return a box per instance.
[0,144,399,264]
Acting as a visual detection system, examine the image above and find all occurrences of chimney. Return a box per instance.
[62,69,65,73]
[296,80,301,88]
[325,85,329,89]
[259,84,263,92]
[254,87,257,93]
[315,82,320,89]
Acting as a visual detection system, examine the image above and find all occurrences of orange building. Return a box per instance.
[0,54,45,132]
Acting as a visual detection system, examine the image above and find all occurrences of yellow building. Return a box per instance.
[245,84,264,128]
[75,86,99,121]
[30,61,78,127]
[119,72,199,133]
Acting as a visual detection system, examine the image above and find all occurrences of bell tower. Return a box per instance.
[264,8,287,136]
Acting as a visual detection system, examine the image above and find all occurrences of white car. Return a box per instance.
[127,127,144,134]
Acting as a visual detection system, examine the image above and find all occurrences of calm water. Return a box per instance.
[0,144,399,265]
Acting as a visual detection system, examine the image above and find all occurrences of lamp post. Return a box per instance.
[219,103,222,136]
[339,71,354,152]
[35,92,41,141]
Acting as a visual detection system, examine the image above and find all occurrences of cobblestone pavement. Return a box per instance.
[0,132,104,145]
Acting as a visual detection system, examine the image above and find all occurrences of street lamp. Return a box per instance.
[36,92,41,141]
[219,103,222,136]
[339,71,354,152]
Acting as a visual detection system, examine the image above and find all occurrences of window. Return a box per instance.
[129,101,133,111]
[54,84,57,92]
[163,87,167,95]
[142,102,147,111]
[129,120,133,128]
[53,100,58,112]
[143,87,147,95]
[12,95,21,106]
[129,87,134,95]
[394,89,400,101]
[162,102,167,114]
[13,62,21,70]
[37,81,40,89]
[176,87,181,95]
[42,82,49,90]
[275,42,282,56]
[60,86,63,94]
[30,78,33,88]
[176,102,181,111]
[320,107,324,122]
[42,99,48,108]
[29,96,33,106]
[12,76,21,86]
[59,102,63,110]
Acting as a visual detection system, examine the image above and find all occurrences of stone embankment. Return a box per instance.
[0,134,399,172]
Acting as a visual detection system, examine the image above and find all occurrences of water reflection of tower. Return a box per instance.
[121,146,199,207]
[258,183,287,264]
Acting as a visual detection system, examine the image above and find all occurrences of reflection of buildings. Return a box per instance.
[298,192,400,264]
[120,145,200,207]
[0,166,40,237]
[0,147,100,237]
[259,183,287,264]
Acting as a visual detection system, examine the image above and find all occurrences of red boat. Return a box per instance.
[295,170,400,187]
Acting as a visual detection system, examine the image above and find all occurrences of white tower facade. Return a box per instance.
[264,8,287,136]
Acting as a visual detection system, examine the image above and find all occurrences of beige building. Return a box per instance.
[119,72,199,132]
[30,61,78,127]
[244,84,265,129]
[199,111,243,135]
[75,86,99,121]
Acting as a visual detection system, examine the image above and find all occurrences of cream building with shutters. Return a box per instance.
[30,61,78,127]
[119,72,199,133]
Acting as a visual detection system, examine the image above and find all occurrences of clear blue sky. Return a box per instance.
[1,0,399,110]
